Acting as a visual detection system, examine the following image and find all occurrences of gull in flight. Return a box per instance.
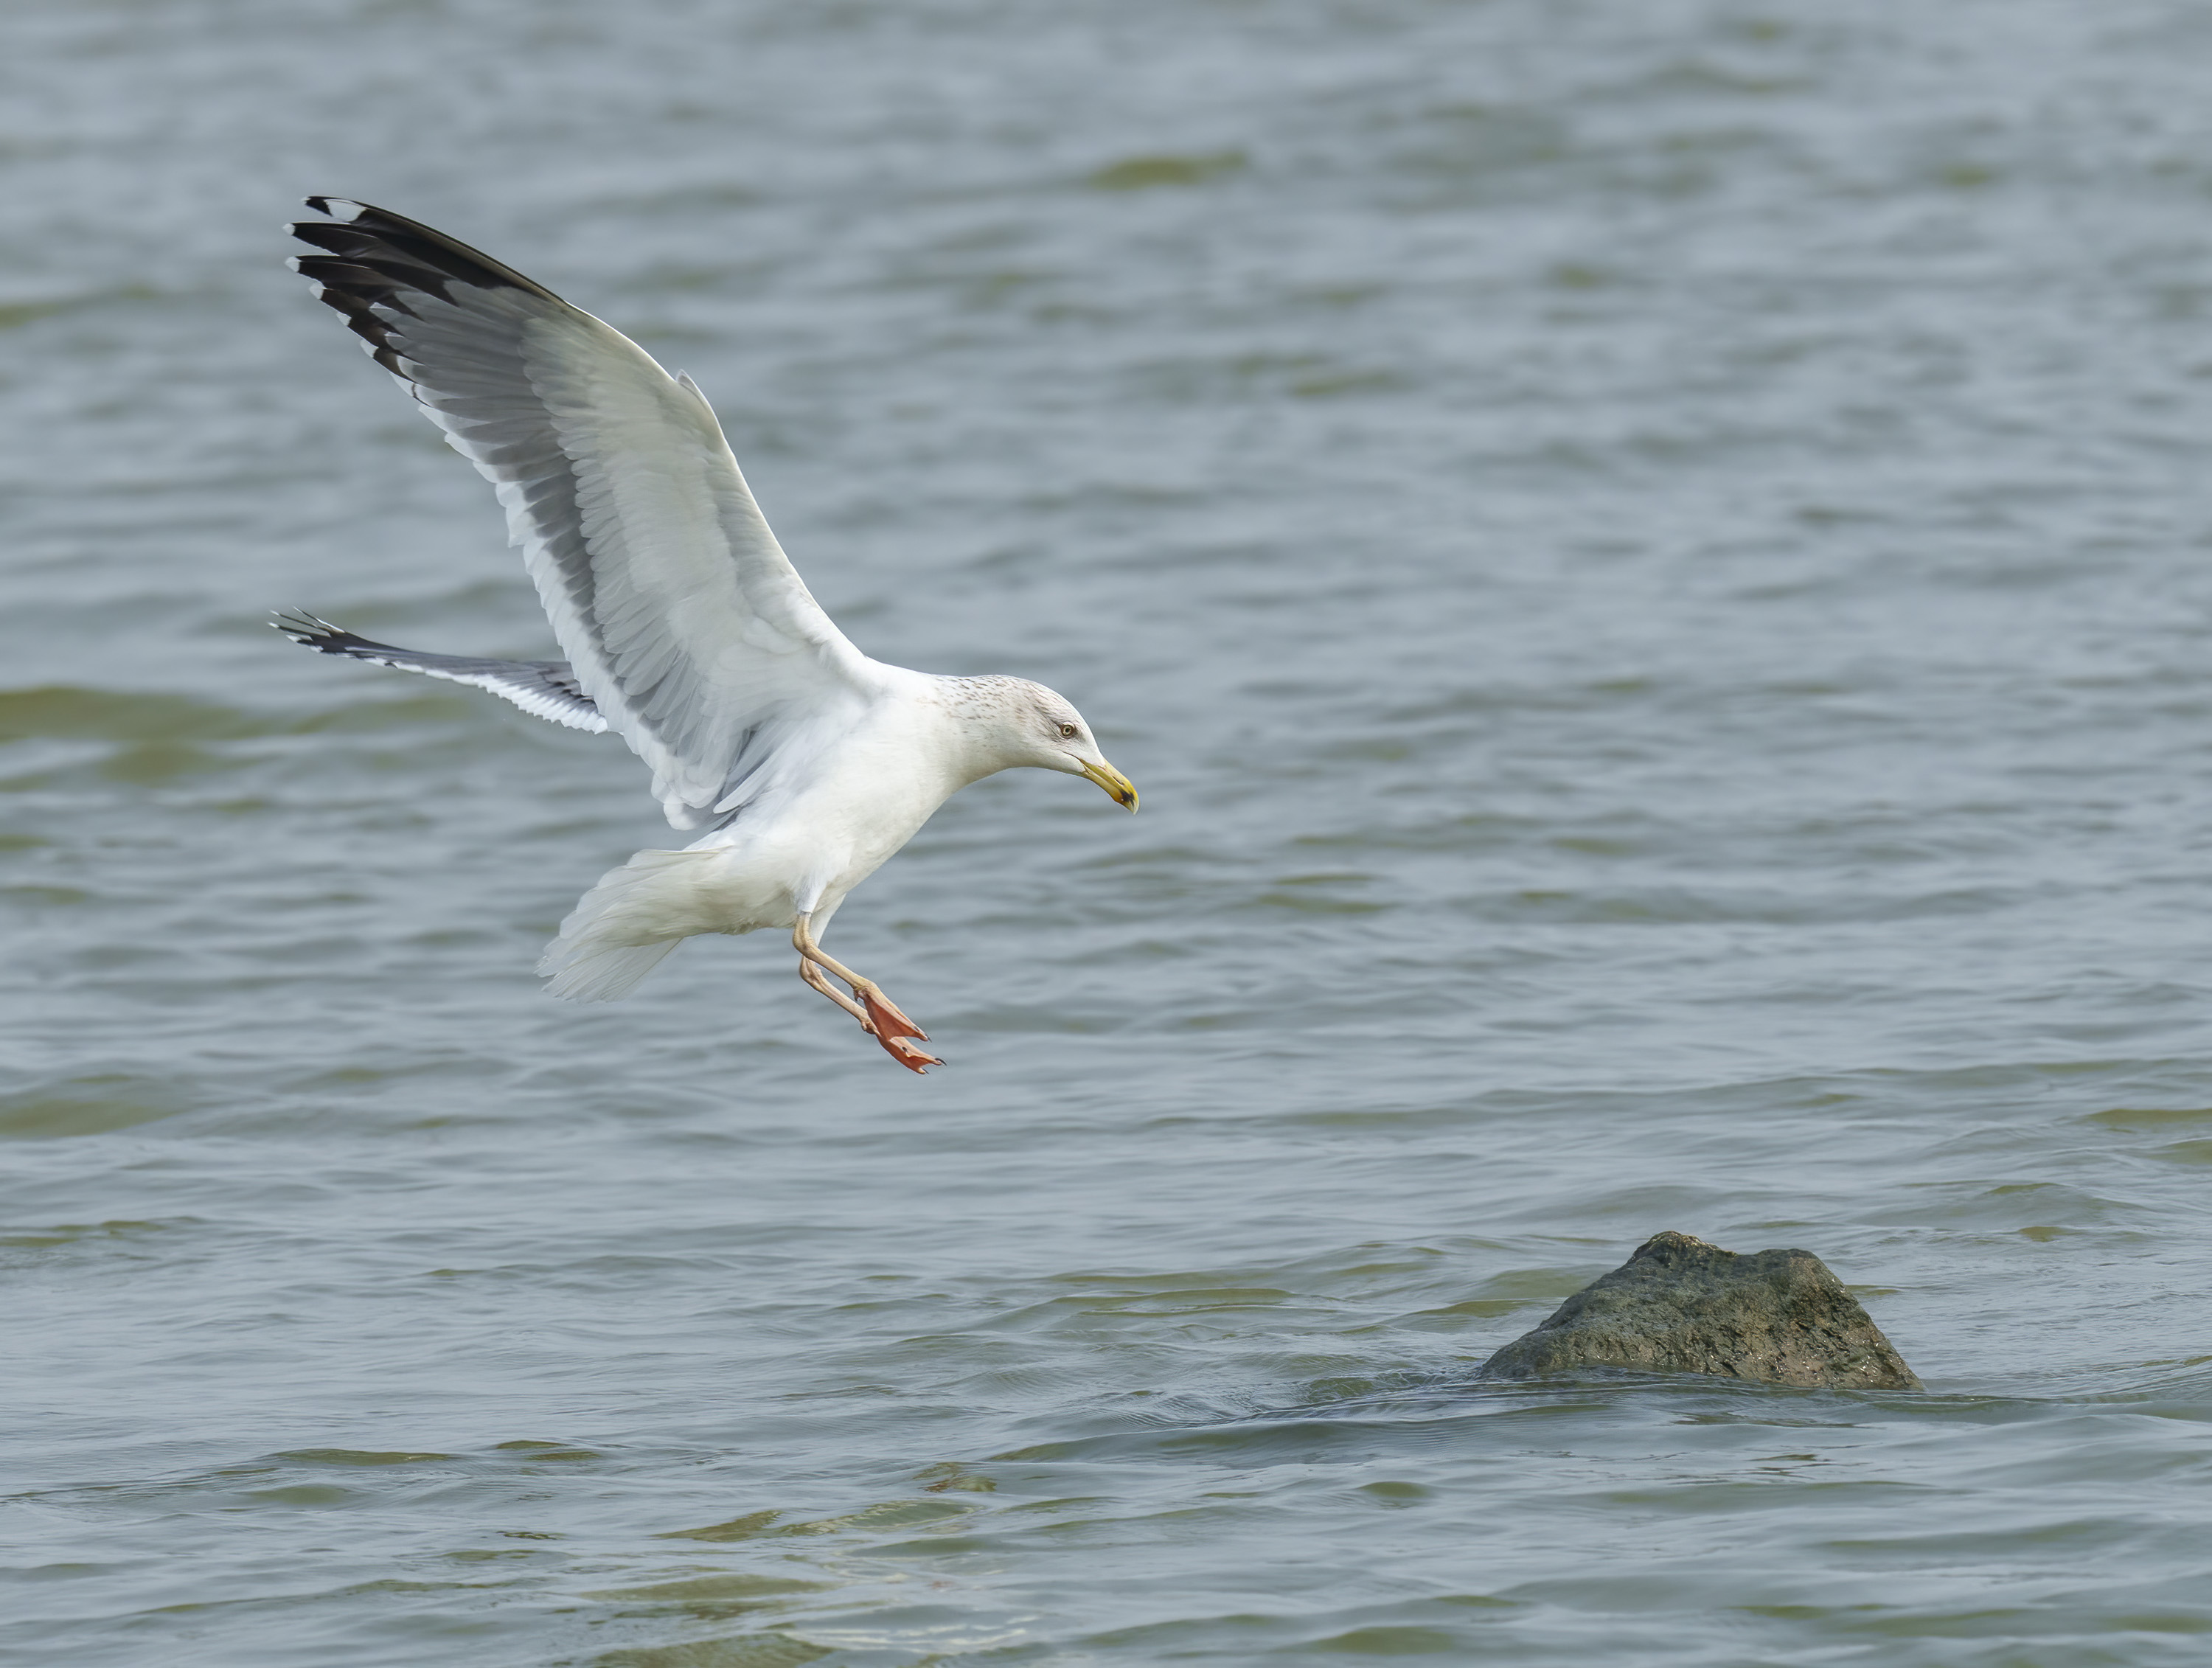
[277,198,1137,1072]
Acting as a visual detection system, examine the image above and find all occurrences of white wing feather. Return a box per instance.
[288,198,879,828]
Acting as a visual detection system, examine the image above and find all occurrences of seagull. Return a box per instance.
[277,198,1137,1073]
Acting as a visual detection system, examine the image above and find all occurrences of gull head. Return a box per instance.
[946,676,1138,810]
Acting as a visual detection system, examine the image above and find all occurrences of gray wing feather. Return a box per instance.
[287,198,877,828]
[274,611,608,733]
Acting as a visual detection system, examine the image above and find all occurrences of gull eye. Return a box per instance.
[1058,722,1079,739]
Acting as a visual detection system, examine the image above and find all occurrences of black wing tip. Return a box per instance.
[270,610,386,656]
[286,197,560,306]
[270,608,338,648]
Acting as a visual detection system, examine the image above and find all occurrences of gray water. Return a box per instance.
[7,1,2212,1662]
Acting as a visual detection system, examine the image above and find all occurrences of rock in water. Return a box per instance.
[1478,1231,1921,1390]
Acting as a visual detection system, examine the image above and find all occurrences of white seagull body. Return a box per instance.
[280,198,1136,1071]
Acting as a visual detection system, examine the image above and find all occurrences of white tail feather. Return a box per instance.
[538,847,720,1001]
[540,936,684,1002]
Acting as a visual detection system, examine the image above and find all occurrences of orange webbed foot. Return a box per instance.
[877,1032,944,1073]
[860,987,928,1046]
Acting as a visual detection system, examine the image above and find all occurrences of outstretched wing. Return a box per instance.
[287,197,877,828]
[274,611,608,732]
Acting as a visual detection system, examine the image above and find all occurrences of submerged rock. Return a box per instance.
[1478,1231,1921,1390]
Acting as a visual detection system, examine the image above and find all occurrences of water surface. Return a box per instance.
[7,1,2212,1663]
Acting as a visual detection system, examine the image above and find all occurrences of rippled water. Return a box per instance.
[10,1,2212,1662]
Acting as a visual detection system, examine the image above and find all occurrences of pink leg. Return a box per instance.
[792,914,944,1074]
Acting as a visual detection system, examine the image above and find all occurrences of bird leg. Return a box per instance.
[798,957,871,1025]
[793,914,943,1073]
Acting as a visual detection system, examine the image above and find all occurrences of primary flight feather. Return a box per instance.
[279,198,1136,1071]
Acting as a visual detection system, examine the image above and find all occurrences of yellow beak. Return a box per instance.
[1078,757,1139,811]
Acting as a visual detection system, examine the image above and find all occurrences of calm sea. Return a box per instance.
[7,1,2212,1663]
